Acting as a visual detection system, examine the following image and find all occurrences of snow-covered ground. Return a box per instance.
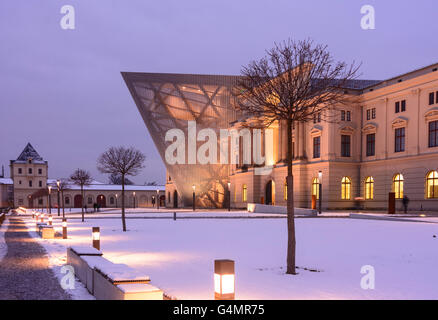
[0,220,7,261]
[23,215,438,300]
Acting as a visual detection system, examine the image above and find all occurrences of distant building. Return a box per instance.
[0,143,165,209]
[124,63,438,211]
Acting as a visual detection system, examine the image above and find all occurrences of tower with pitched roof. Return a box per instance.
[10,143,48,208]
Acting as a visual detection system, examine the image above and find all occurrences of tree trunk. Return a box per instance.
[62,189,65,218]
[286,119,297,275]
[81,185,84,222]
[121,174,127,232]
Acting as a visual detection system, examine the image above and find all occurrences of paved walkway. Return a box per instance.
[0,217,71,300]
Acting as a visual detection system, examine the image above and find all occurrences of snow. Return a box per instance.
[22,214,438,300]
[0,220,7,261]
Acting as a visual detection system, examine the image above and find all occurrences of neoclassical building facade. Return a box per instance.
[124,63,438,211]
[0,143,165,209]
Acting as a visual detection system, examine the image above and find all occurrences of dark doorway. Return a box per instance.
[97,195,106,208]
[265,180,275,205]
[160,195,165,207]
[28,197,33,208]
[74,194,83,208]
[173,190,178,208]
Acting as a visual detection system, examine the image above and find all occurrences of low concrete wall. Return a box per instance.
[247,203,316,216]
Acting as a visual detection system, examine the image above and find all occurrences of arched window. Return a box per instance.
[393,174,404,199]
[109,197,115,205]
[284,180,288,201]
[311,178,320,200]
[341,177,351,200]
[426,170,438,199]
[87,196,93,204]
[365,176,374,200]
[242,184,247,202]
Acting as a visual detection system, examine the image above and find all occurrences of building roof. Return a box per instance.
[13,143,45,164]
[47,179,164,192]
[0,178,13,185]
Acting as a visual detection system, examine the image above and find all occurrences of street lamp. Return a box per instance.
[92,227,100,250]
[192,184,196,211]
[115,194,118,208]
[156,189,159,209]
[133,192,136,208]
[57,180,61,217]
[214,259,235,300]
[318,170,322,215]
[48,185,52,214]
[62,218,67,239]
[227,182,231,212]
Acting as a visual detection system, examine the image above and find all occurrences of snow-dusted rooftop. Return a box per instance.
[0,178,13,185]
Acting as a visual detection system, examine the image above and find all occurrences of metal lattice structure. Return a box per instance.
[122,72,241,208]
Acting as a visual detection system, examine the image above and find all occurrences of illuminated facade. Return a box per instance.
[123,63,438,211]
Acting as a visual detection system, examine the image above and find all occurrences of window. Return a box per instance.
[39,181,42,188]
[65,197,70,205]
[19,180,22,185]
[341,135,351,157]
[18,168,22,174]
[395,100,406,113]
[110,197,115,205]
[395,127,405,152]
[341,110,346,121]
[429,92,435,105]
[371,108,376,119]
[365,176,374,200]
[393,174,404,199]
[341,177,351,200]
[366,134,375,156]
[366,109,371,120]
[429,120,438,148]
[313,136,321,158]
[88,197,93,204]
[284,180,287,201]
[242,184,247,202]
[28,168,32,174]
[38,168,42,175]
[346,111,351,121]
[313,112,321,123]
[312,178,320,200]
[29,180,32,187]
[38,198,43,205]
[426,171,438,199]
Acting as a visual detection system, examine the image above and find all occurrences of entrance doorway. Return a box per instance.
[74,195,83,208]
[265,180,276,205]
[173,190,178,208]
[97,195,106,208]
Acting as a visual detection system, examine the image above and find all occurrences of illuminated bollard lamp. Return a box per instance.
[41,213,45,223]
[48,214,53,226]
[92,227,100,250]
[62,218,67,239]
[214,259,235,300]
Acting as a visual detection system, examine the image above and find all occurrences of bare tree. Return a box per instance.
[57,179,70,218]
[70,169,92,222]
[235,39,360,274]
[97,146,145,232]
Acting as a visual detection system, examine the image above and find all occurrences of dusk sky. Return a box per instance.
[1,0,437,185]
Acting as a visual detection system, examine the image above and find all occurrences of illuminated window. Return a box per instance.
[426,171,438,199]
[311,178,320,200]
[393,174,404,199]
[341,177,351,200]
[284,181,287,201]
[365,176,374,200]
[242,184,247,202]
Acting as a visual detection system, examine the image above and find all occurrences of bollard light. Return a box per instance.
[48,214,53,226]
[214,259,235,300]
[92,227,100,250]
[41,212,45,223]
[62,218,67,239]
[192,184,196,211]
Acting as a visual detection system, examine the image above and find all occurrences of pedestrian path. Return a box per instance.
[0,217,71,300]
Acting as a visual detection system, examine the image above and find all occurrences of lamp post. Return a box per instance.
[62,218,67,239]
[133,192,136,208]
[227,182,231,212]
[48,186,52,214]
[92,227,100,250]
[57,180,61,217]
[192,185,196,211]
[318,170,322,215]
[115,194,118,208]
[156,189,159,209]
[48,214,52,226]
[61,188,65,218]
[214,259,235,300]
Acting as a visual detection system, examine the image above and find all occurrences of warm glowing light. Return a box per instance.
[214,259,235,300]
[49,216,52,222]
[92,231,100,241]
[318,170,323,181]
[48,186,52,193]
[228,182,231,189]
[192,184,196,191]
[215,274,235,294]
[56,180,60,188]
[62,220,67,228]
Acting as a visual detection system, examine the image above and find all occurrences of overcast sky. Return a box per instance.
[0,0,437,184]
